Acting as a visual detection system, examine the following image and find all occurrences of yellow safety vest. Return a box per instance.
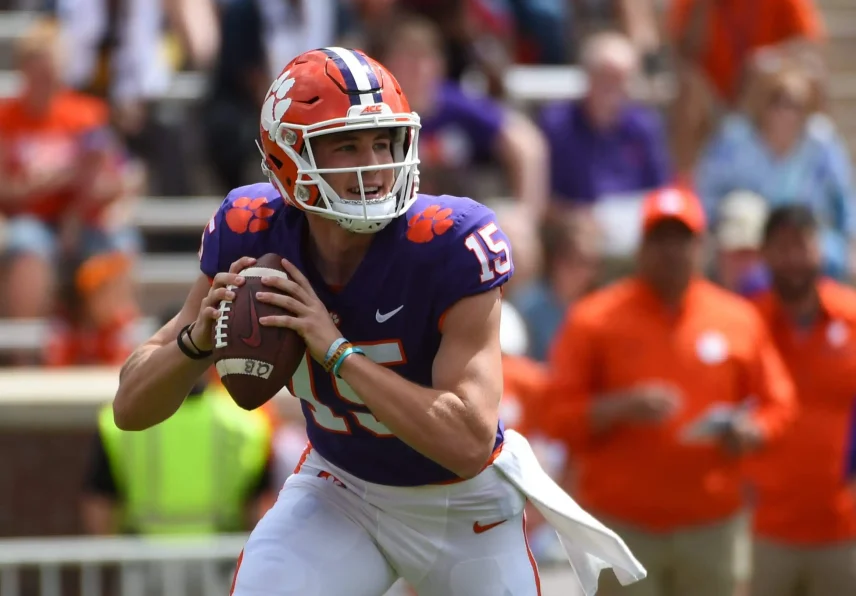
[98,388,270,536]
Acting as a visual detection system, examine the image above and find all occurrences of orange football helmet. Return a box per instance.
[258,47,421,234]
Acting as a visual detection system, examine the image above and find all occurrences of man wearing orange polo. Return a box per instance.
[544,186,796,596]
[749,205,856,596]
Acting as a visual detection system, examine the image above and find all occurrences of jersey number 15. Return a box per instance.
[289,341,405,437]
[464,222,511,283]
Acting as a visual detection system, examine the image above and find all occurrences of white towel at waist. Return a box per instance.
[494,430,647,595]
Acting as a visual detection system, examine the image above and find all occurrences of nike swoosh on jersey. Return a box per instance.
[375,305,404,323]
[472,519,507,534]
[240,296,263,348]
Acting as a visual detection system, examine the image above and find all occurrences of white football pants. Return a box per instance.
[230,444,541,596]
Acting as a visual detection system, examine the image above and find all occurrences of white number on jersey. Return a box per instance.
[464,222,512,283]
[289,341,406,436]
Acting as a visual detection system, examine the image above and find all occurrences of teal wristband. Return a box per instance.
[332,346,365,378]
[325,338,348,363]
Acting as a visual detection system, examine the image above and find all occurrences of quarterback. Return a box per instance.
[113,47,645,595]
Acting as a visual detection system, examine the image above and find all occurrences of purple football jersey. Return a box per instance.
[199,184,513,485]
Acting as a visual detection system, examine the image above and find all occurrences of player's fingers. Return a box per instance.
[203,285,236,308]
[228,256,256,275]
[255,292,309,315]
[210,271,244,291]
[260,276,311,304]
[258,314,300,331]
[280,259,313,292]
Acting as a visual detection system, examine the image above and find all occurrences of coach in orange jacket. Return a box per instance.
[748,205,856,596]
[543,187,797,596]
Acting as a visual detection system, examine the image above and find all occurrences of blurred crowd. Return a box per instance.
[0,0,855,595]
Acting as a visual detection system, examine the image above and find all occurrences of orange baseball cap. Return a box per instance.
[641,186,706,235]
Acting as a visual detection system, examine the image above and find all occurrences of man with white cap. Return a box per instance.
[714,190,771,297]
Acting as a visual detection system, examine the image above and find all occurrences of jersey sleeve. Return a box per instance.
[197,184,282,279]
[198,196,231,280]
[433,202,514,321]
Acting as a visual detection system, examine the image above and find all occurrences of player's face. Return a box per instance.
[312,129,396,202]
[762,224,821,301]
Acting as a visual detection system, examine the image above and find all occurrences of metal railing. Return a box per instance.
[0,534,580,595]
[0,534,247,596]
[0,534,432,596]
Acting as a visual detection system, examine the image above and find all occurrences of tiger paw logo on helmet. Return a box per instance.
[406,205,453,243]
[226,197,275,234]
[261,70,296,140]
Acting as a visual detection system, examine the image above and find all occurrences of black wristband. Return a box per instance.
[185,322,211,355]
[177,323,213,360]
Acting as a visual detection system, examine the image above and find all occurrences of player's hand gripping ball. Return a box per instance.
[213,253,306,409]
[256,258,343,365]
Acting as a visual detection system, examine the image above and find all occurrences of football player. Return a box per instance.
[113,47,645,595]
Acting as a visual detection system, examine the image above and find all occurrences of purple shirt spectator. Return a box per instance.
[418,81,506,168]
[540,100,671,204]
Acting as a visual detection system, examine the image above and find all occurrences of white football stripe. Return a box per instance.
[326,46,374,106]
[238,267,289,280]
[216,358,275,379]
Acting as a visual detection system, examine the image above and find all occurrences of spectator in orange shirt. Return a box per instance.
[748,205,856,596]
[544,186,796,596]
[0,20,138,337]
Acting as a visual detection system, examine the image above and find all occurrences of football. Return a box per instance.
[213,253,306,410]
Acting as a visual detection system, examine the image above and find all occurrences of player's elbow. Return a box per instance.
[454,425,497,479]
[112,385,160,431]
[112,398,142,431]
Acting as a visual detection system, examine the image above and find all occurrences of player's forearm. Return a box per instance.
[113,342,211,430]
[339,356,496,478]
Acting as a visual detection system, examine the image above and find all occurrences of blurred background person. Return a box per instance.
[370,13,549,219]
[570,0,665,71]
[0,18,138,364]
[492,197,543,294]
[81,303,274,536]
[540,31,671,207]
[712,190,771,298]
[667,0,825,174]
[202,0,343,192]
[542,186,796,596]
[388,0,516,98]
[54,0,220,196]
[695,66,856,282]
[748,205,856,596]
[512,209,602,362]
[43,251,140,366]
